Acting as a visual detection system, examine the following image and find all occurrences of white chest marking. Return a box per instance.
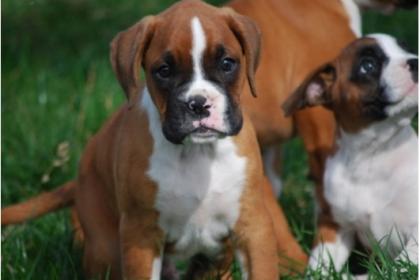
[142,90,247,258]
[151,257,162,280]
[324,123,418,254]
[340,0,362,37]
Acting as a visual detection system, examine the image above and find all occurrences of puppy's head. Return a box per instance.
[283,34,418,133]
[354,0,417,13]
[110,0,261,145]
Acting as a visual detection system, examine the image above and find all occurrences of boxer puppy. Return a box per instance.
[229,0,417,199]
[2,0,308,278]
[283,34,418,275]
[227,1,417,276]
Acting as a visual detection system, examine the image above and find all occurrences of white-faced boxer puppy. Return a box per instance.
[283,34,418,276]
[2,0,309,279]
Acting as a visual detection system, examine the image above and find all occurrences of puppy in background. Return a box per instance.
[283,34,418,275]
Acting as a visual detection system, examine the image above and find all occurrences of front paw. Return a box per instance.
[307,243,335,275]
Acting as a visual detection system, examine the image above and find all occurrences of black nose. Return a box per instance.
[407,58,418,82]
[187,95,210,117]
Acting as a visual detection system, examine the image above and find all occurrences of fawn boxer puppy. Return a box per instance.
[2,0,308,278]
[283,34,418,275]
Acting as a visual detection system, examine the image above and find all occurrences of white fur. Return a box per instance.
[310,35,418,273]
[263,147,283,197]
[142,89,247,258]
[236,250,249,280]
[369,34,418,118]
[150,241,165,279]
[185,17,229,140]
[396,234,419,264]
[151,256,162,280]
[309,229,354,274]
[341,0,362,37]
[322,122,418,266]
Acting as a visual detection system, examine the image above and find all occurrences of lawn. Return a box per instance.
[1,0,418,279]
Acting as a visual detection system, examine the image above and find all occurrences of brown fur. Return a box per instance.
[283,37,384,133]
[228,0,355,145]
[229,0,414,251]
[73,95,282,279]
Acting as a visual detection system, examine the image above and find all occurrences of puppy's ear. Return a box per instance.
[282,64,336,117]
[224,8,261,98]
[110,16,156,107]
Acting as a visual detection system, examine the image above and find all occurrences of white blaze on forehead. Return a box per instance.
[191,17,206,80]
[368,34,415,59]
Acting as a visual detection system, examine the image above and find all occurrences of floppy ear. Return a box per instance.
[282,64,336,117]
[224,8,261,97]
[110,16,156,106]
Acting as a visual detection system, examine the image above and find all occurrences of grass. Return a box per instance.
[1,0,418,279]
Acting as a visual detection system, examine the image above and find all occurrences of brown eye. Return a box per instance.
[220,57,237,73]
[156,64,171,79]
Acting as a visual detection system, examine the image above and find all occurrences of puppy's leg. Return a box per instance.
[234,191,279,279]
[261,176,308,274]
[395,231,418,264]
[293,107,338,268]
[293,107,335,187]
[309,228,354,274]
[235,217,278,279]
[119,211,165,280]
[293,107,335,208]
[76,175,121,279]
